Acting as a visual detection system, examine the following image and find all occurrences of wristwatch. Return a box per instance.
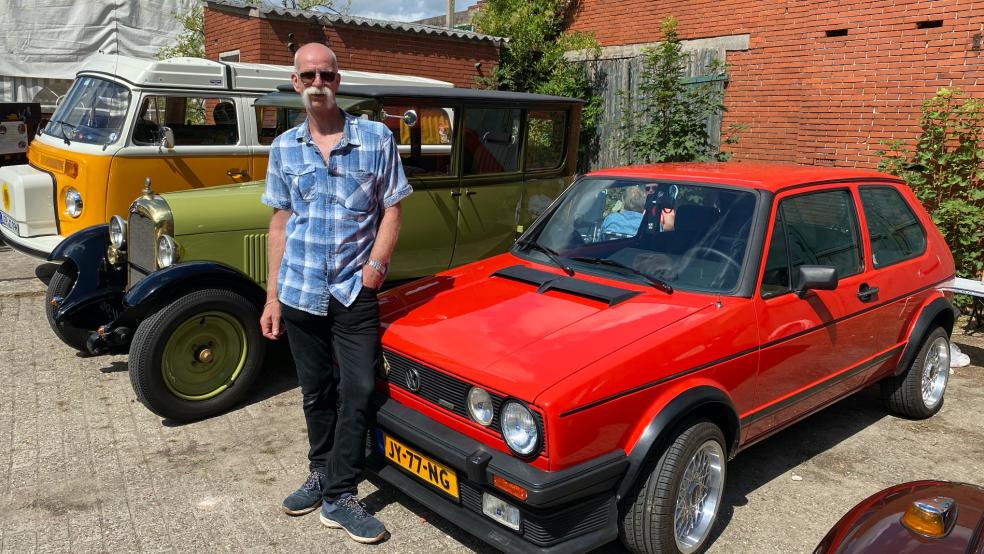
[365,259,388,276]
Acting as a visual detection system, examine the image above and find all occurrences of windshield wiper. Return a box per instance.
[50,119,76,145]
[515,238,575,276]
[571,256,673,294]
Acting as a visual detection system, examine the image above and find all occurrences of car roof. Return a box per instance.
[255,84,585,107]
[586,162,902,193]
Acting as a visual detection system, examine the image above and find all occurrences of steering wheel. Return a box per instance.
[682,246,741,274]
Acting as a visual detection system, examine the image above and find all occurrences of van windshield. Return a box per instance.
[45,76,131,145]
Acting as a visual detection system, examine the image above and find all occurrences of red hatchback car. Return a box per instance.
[367,163,956,554]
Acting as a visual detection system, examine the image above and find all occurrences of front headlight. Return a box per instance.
[157,234,177,268]
[501,401,540,458]
[109,215,126,249]
[467,387,494,426]
[64,187,82,217]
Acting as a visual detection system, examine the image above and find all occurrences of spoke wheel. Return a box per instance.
[620,419,727,554]
[881,326,950,419]
[130,289,266,422]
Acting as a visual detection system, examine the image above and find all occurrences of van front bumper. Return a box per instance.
[0,227,61,258]
[368,396,628,554]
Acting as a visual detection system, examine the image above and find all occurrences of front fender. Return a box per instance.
[616,386,739,502]
[114,261,265,328]
[47,225,126,327]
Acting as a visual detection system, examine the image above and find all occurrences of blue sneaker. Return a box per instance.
[281,470,326,516]
[319,494,387,544]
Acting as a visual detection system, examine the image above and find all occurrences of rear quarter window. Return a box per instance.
[859,186,927,267]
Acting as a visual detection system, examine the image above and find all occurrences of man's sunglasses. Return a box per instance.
[297,70,337,83]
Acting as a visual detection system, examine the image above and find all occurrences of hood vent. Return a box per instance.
[491,265,639,306]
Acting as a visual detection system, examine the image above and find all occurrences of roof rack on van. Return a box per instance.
[260,84,586,106]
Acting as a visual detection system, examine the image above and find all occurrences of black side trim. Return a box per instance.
[894,296,954,376]
[616,386,739,501]
[491,265,639,306]
[560,276,953,417]
[741,345,903,426]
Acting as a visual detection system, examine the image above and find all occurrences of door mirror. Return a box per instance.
[795,265,838,296]
[159,126,175,150]
[402,109,418,128]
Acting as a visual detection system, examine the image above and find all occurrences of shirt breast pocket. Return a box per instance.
[285,163,319,203]
[340,170,377,219]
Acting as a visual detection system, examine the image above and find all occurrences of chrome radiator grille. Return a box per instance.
[127,210,156,288]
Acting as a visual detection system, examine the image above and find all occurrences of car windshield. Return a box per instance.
[44,76,131,145]
[521,177,759,294]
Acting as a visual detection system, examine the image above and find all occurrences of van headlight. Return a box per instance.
[468,387,494,427]
[157,234,177,268]
[109,215,126,249]
[64,187,83,217]
[501,401,541,458]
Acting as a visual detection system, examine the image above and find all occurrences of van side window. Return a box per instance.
[133,96,239,146]
[778,189,863,279]
[859,186,927,267]
[383,103,454,177]
[463,108,521,175]
[526,110,567,170]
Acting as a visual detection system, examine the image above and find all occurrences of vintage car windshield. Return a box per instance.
[45,76,131,145]
[523,177,759,294]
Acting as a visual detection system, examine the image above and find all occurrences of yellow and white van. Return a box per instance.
[0,54,450,256]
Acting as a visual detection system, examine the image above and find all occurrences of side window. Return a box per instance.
[859,187,927,267]
[134,96,239,146]
[526,109,567,170]
[779,189,863,279]
[383,103,454,177]
[462,108,521,175]
[255,106,279,145]
[760,210,790,296]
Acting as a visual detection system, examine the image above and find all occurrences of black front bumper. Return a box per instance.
[368,397,628,553]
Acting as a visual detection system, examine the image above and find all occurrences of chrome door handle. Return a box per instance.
[465,189,477,196]
[450,191,462,197]
[227,168,248,178]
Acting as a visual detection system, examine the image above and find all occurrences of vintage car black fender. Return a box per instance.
[45,224,126,329]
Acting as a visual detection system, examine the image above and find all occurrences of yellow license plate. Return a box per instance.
[384,434,459,500]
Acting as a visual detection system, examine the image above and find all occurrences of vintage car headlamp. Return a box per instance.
[157,234,177,268]
[500,401,540,458]
[467,387,494,426]
[109,215,127,249]
[64,187,83,217]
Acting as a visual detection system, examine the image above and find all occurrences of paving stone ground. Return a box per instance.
[1,245,982,553]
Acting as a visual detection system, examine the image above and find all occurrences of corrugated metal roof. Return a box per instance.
[205,0,506,45]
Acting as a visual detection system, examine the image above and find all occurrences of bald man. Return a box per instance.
[260,43,411,543]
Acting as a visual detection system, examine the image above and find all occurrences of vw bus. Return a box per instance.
[0,54,450,256]
[45,83,583,421]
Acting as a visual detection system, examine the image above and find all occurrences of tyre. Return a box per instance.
[881,326,950,419]
[129,288,266,422]
[44,263,90,351]
[620,419,727,554]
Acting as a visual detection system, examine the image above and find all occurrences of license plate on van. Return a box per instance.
[0,210,19,235]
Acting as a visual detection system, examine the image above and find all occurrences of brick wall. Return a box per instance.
[569,0,984,168]
[204,7,499,88]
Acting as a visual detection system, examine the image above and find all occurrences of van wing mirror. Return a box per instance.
[795,265,838,296]
[159,126,175,150]
[402,110,418,128]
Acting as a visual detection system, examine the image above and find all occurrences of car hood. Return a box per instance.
[379,254,715,403]
[163,181,269,235]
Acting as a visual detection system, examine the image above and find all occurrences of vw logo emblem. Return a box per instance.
[405,367,421,392]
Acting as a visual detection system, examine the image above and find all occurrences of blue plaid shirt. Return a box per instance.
[261,112,412,312]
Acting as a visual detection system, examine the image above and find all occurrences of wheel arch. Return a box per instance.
[120,261,265,325]
[894,296,954,376]
[615,386,739,502]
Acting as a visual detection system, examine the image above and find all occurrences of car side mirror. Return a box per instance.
[402,110,418,128]
[159,126,175,150]
[795,265,838,296]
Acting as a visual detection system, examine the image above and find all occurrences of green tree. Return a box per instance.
[619,17,741,163]
[472,0,601,170]
[878,88,984,282]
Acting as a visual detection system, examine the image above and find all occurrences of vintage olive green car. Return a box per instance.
[44,84,582,421]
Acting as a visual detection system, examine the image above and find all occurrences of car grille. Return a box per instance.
[127,210,156,289]
[243,233,268,286]
[382,350,545,445]
[459,481,613,546]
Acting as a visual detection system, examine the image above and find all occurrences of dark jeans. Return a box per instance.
[281,288,380,501]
